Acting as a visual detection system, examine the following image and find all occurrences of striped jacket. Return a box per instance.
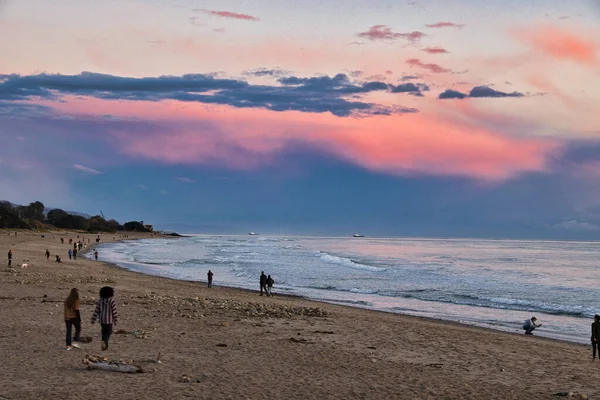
[91,298,118,325]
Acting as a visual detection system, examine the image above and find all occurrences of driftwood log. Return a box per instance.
[83,355,144,373]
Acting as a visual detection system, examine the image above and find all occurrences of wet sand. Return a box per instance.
[0,230,597,399]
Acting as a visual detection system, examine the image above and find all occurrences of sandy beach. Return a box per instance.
[0,230,598,399]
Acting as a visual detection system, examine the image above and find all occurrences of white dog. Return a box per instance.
[20,263,29,269]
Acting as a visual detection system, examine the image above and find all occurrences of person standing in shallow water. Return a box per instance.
[592,315,600,360]
[260,271,267,296]
[64,288,81,350]
[94,250,98,261]
[207,270,214,288]
[91,286,118,351]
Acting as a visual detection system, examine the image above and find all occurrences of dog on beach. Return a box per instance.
[21,263,29,269]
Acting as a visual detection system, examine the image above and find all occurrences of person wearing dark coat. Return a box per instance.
[266,275,275,297]
[592,315,600,360]
[259,271,267,296]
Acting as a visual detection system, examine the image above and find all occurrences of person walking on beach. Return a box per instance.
[64,288,81,350]
[7,249,12,267]
[91,286,118,351]
[68,249,72,260]
[523,316,543,335]
[94,250,99,261]
[592,315,600,360]
[266,275,275,296]
[60,237,64,244]
[260,271,267,296]
[45,249,50,262]
[207,270,214,288]
[73,248,77,260]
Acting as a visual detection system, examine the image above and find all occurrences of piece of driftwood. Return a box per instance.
[83,355,144,373]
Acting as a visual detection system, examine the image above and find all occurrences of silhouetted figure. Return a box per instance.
[592,315,600,360]
[60,237,64,244]
[64,288,81,350]
[45,249,50,262]
[73,248,78,260]
[8,249,12,267]
[523,317,542,335]
[260,271,267,296]
[207,270,214,288]
[91,286,118,351]
[55,255,62,263]
[266,275,275,296]
[94,250,99,261]
[68,249,72,260]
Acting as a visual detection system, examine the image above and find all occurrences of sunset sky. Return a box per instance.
[1,0,600,238]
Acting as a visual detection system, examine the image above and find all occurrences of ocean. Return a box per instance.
[88,235,600,343]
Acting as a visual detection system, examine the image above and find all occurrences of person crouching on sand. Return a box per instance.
[91,286,118,351]
[592,315,600,360]
[64,288,81,350]
[523,317,542,335]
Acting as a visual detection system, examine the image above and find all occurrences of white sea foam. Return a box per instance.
[317,252,387,272]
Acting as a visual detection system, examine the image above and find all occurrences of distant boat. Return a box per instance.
[353,233,364,238]
[248,232,259,236]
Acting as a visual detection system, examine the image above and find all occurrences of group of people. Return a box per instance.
[260,271,275,296]
[63,286,118,351]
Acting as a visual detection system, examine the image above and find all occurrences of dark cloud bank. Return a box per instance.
[0,72,426,117]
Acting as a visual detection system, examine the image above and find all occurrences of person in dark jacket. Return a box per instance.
[259,271,267,296]
[7,249,12,267]
[91,286,118,351]
[207,270,214,288]
[266,275,275,297]
[45,249,50,262]
[523,317,542,335]
[592,315,600,360]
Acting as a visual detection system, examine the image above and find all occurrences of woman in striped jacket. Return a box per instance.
[91,286,118,351]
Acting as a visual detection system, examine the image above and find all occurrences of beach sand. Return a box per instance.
[0,230,597,399]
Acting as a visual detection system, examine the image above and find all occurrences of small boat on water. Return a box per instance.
[248,232,259,236]
[353,233,364,238]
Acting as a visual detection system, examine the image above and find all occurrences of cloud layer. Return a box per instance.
[0,72,423,117]
[439,86,525,99]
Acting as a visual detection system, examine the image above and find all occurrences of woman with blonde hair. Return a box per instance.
[64,288,81,350]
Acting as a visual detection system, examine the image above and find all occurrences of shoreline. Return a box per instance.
[93,235,590,345]
[1,230,598,399]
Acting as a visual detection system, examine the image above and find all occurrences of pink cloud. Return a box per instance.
[201,9,260,21]
[515,26,598,66]
[358,26,425,44]
[422,47,449,54]
[426,22,465,29]
[42,97,557,181]
[406,58,451,73]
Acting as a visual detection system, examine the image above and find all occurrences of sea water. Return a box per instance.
[88,235,600,343]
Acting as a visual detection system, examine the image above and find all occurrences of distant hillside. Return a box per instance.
[0,200,151,233]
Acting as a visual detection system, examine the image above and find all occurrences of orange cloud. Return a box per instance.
[516,26,598,66]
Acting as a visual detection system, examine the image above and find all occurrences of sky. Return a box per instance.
[1,0,600,238]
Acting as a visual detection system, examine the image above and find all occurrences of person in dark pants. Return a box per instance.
[94,250,98,261]
[260,271,267,296]
[523,317,543,335]
[207,270,214,288]
[7,249,12,267]
[592,315,600,360]
[73,248,77,260]
[45,249,50,262]
[64,288,81,350]
[266,275,275,297]
[91,286,118,351]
